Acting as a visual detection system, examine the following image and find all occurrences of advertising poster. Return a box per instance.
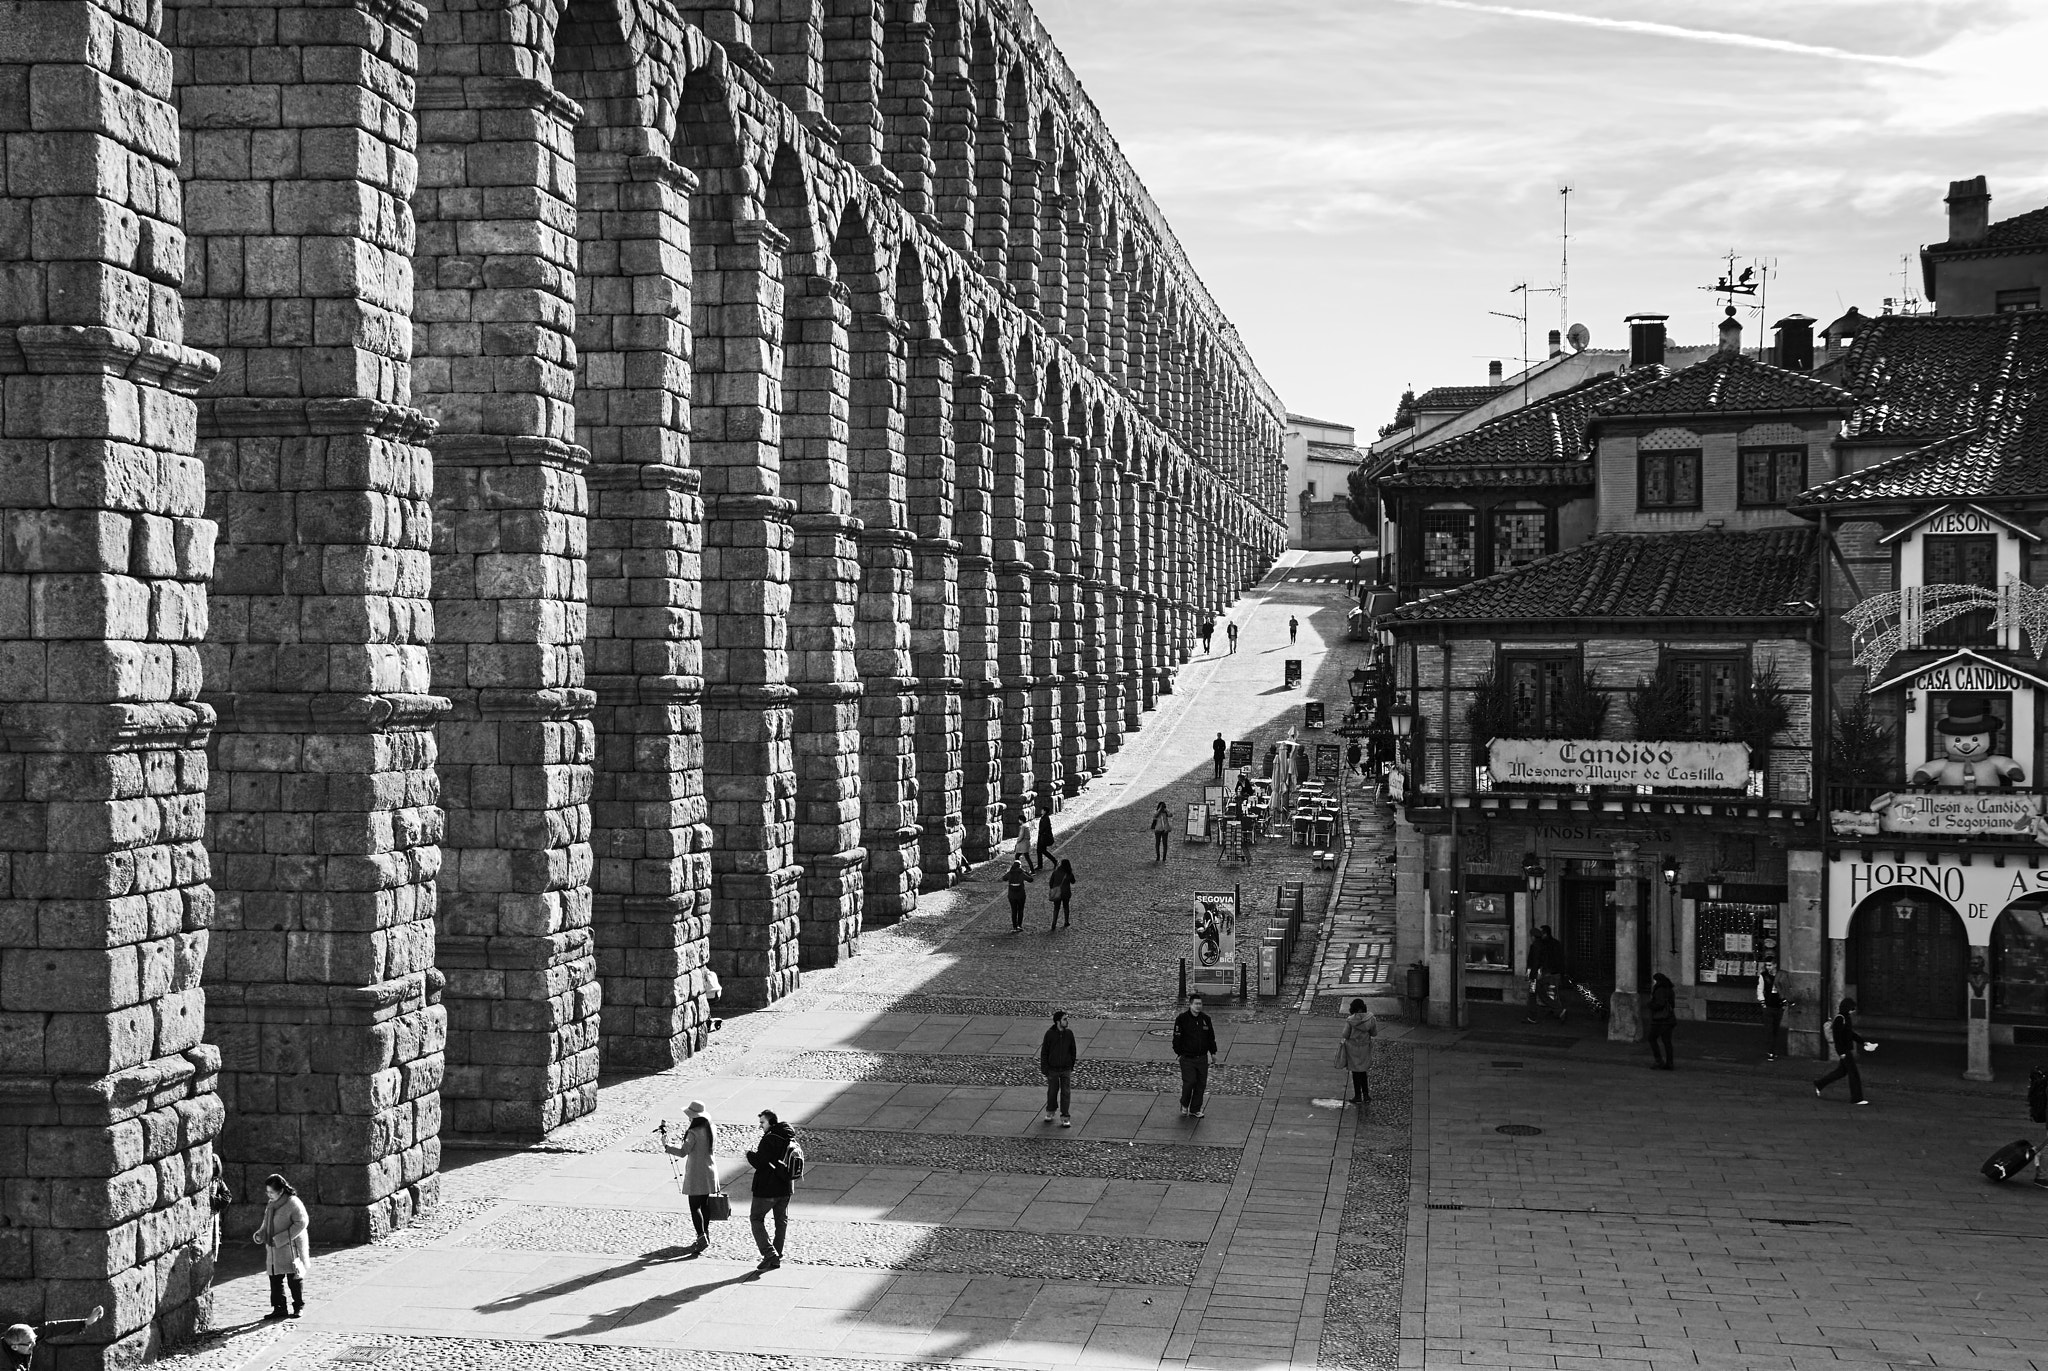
[1192,891,1236,968]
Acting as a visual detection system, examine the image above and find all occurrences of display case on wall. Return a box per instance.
[1464,892,1513,971]
[1695,901,1778,986]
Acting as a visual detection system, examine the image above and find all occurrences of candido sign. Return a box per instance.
[1488,739,1751,789]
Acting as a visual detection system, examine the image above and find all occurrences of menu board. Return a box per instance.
[1315,744,1342,779]
[1227,740,1255,769]
[1694,902,1779,987]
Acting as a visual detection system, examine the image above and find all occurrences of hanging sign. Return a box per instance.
[1832,790,2046,839]
[1487,739,1750,789]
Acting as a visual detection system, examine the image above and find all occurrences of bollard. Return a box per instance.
[1179,957,1188,1001]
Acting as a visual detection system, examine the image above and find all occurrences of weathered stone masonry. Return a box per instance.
[0,0,1284,1362]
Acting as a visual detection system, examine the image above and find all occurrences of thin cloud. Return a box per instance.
[1383,0,1933,68]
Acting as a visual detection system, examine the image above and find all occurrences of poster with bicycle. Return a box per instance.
[1192,890,1236,968]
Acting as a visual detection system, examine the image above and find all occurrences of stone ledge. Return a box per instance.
[5,324,219,396]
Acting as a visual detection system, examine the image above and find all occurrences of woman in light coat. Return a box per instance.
[664,1101,719,1253]
[1014,801,1037,872]
[252,1173,310,1320]
[1335,999,1378,1107]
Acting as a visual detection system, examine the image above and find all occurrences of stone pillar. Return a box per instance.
[881,18,935,217]
[758,0,827,129]
[1119,470,1145,732]
[1608,843,1643,1042]
[930,73,977,255]
[174,0,448,1234]
[1783,848,1825,1060]
[1037,191,1067,333]
[413,72,598,1143]
[1097,455,1124,755]
[1967,953,1993,1082]
[679,1,767,74]
[907,339,963,890]
[781,275,863,969]
[1053,434,1088,794]
[1075,445,1108,772]
[1023,417,1063,809]
[824,0,886,173]
[579,152,716,1071]
[1108,270,1131,386]
[1088,237,1113,366]
[1006,155,1042,312]
[991,392,1035,824]
[1135,478,1160,712]
[952,371,1002,862]
[1065,204,1091,351]
[0,2,227,1359]
[972,114,1011,281]
[695,220,800,1009]
[850,310,919,920]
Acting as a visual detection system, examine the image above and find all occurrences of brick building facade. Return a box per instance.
[0,1,1286,1360]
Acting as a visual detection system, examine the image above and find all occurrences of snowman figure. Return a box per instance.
[1910,695,2026,788]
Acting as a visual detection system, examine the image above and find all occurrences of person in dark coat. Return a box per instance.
[1150,802,1173,863]
[1523,926,1565,1023]
[1047,858,1075,930]
[1758,966,1787,1061]
[1003,858,1031,932]
[1814,997,1877,1104]
[1199,618,1215,652]
[1040,1010,1078,1126]
[1211,733,1226,781]
[1647,973,1677,1069]
[1035,811,1057,868]
[1288,614,1298,644]
[1334,999,1377,1106]
[1172,994,1219,1118]
[4,1308,103,1371]
[745,1109,801,1270]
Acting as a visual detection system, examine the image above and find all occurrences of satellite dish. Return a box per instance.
[1566,323,1591,352]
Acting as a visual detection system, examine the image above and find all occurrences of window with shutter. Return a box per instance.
[1639,450,1701,510]
[1922,533,1998,646]
[1738,447,1807,507]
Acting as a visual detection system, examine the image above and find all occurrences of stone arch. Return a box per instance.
[1848,887,1969,1021]
[881,0,938,214]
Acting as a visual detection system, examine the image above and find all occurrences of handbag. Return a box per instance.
[704,1192,731,1222]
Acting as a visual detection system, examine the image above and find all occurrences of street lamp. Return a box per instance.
[1387,698,1417,764]
[1521,852,1545,894]
[1348,666,1374,703]
[1660,856,1680,894]
[1705,873,1725,902]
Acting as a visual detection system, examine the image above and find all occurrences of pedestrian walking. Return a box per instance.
[252,1173,309,1321]
[1211,732,1226,782]
[1345,739,1362,778]
[1523,925,1565,1023]
[1040,1010,1077,1126]
[1226,622,1239,652]
[4,1307,103,1371]
[1036,810,1057,869]
[1172,993,1219,1118]
[1647,972,1677,1069]
[1334,998,1377,1106]
[1047,857,1075,929]
[1150,801,1172,863]
[1813,997,1877,1105]
[1288,615,1298,644]
[1199,618,1215,653]
[1758,966,1786,1061]
[1004,857,1032,931]
[660,1101,719,1254]
[745,1109,803,1271]
[1014,800,1037,871]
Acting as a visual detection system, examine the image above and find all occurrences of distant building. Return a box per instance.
[1283,413,1373,549]
[1922,177,2048,317]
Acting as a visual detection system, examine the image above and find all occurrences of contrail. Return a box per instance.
[1384,0,1930,69]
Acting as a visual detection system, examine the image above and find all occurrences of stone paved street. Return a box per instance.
[155,555,2048,1371]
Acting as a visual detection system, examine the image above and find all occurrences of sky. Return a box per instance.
[1028,0,2048,434]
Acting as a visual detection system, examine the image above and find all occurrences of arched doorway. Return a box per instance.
[1851,890,1967,1020]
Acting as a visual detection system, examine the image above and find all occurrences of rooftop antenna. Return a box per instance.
[1492,282,1555,405]
[1557,184,1573,337]
[1893,254,1923,315]
[1701,251,1773,356]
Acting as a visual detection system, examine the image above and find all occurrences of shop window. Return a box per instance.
[1419,504,1477,580]
[1505,653,1573,736]
[1463,892,1512,971]
[1492,506,1549,573]
[1666,652,1746,737]
[1738,447,1806,507]
[1922,533,1998,646]
[1695,901,1778,986]
[1639,449,1701,510]
[1995,904,2048,1019]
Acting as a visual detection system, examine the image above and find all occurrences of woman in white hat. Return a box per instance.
[662,1102,719,1254]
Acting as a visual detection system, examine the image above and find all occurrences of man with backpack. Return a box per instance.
[745,1109,804,1271]
[1813,997,1877,1105]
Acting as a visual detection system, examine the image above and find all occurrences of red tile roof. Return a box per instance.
[1929,205,2048,253]
[1835,311,2048,446]
[1593,349,1853,421]
[1383,528,1818,626]
[1412,385,1504,411]
[1377,371,1653,490]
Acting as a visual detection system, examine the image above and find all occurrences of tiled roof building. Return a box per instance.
[1593,349,1854,421]
[1377,372,1652,490]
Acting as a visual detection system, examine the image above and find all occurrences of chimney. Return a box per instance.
[1547,329,1563,358]
[1487,360,1504,388]
[1946,175,1990,245]
[1625,313,1667,368]
[1773,314,1815,371]
[1718,308,1742,356]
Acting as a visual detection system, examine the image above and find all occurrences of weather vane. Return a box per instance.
[1701,251,1758,304]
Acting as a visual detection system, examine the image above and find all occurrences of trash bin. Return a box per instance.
[1406,961,1430,1024]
